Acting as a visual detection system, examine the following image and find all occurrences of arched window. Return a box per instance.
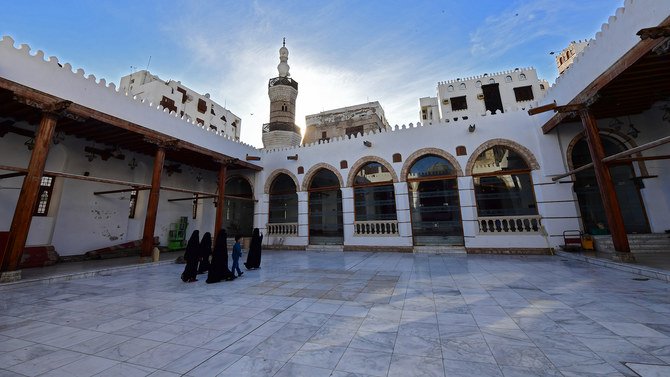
[447,85,454,92]
[407,154,463,245]
[353,162,396,222]
[489,78,496,84]
[459,83,466,90]
[268,174,298,224]
[472,146,537,218]
[392,153,402,163]
[505,75,512,83]
[519,73,527,81]
[475,80,482,88]
[224,176,254,237]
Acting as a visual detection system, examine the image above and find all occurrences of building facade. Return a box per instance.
[555,40,589,74]
[303,102,390,144]
[119,70,242,140]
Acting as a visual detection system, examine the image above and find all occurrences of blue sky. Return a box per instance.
[2,1,621,147]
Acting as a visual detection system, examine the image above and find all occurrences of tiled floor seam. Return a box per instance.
[556,251,670,282]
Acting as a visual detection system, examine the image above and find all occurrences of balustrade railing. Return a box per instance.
[477,215,542,234]
[354,220,399,236]
[266,222,298,236]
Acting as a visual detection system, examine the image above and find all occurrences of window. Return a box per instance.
[196,118,204,126]
[210,124,217,131]
[505,75,512,83]
[197,98,207,113]
[159,96,177,112]
[540,84,545,90]
[519,73,527,81]
[447,85,454,92]
[340,160,348,169]
[353,162,396,221]
[489,78,496,84]
[459,83,466,90]
[472,146,537,217]
[281,104,288,112]
[392,153,402,163]
[210,106,216,115]
[475,80,482,88]
[224,177,254,237]
[34,176,54,216]
[450,96,468,111]
[128,189,138,219]
[513,86,534,102]
[221,115,227,122]
[297,166,305,174]
[456,146,467,156]
[269,174,298,224]
[321,131,328,139]
[422,108,427,120]
[177,87,187,103]
[345,126,364,137]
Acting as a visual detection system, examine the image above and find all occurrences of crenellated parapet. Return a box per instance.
[0,35,259,154]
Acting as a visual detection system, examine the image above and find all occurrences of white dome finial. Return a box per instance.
[278,37,290,77]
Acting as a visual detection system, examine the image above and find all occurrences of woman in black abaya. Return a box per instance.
[181,230,200,282]
[197,232,212,274]
[244,228,263,270]
[206,229,236,283]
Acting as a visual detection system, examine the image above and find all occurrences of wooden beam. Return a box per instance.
[541,15,670,134]
[602,135,670,162]
[141,147,165,258]
[579,109,631,258]
[551,162,595,182]
[94,187,148,195]
[214,164,227,244]
[527,101,556,115]
[168,195,216,202]
[0,172,26,180]
[608,154,670,164]
[1,110,60,276]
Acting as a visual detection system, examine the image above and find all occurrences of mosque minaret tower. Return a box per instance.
[262,38,302,149]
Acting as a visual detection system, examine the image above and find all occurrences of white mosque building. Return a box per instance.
[1,0,669,281]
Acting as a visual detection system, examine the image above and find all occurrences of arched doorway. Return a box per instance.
[224,176,254,237]
[268,173,298,235]
[571,135,649,234]
[308,168,343,244]
[407,154,463,245]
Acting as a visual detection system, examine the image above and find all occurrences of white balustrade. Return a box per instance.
[354,220,399,236]
[266,222,298,236]
[477,215,542,234]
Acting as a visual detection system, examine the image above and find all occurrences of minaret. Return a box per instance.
[262,38,302,149]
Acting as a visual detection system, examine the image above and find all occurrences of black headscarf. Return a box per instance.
[245,228,263,269]
[207,229,235,283]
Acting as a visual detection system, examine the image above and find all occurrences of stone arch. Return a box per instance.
[400,148,464,179]
[226,174,255,199]
[465,139,540,175]
[301,163,344,191]
[346,156,399,187]
[565,128,648,175]
[264,168,299,194]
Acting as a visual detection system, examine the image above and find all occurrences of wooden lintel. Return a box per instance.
[246,154,261,161]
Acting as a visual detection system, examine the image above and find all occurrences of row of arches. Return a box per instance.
[267,143,539,245]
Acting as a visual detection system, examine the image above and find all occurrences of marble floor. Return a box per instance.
[1,250,670,377]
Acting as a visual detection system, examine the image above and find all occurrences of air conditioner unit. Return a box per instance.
[477,94,485,100]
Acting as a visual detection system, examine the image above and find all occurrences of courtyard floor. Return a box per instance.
[1,251,670,377]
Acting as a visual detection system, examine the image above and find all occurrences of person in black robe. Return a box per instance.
[244,228,263,270]
[181,230,199,282]
[206,229,236,283]
[197,232,212,274]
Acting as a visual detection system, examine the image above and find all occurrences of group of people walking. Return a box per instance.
[180,228,263,284]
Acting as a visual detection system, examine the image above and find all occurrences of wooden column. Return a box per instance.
[140,146,165,258]
[0,111,59,278]
[214,164,228,244]
[579,108,633,261]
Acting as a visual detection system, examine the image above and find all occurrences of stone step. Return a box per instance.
[305,245,343,252]
[413,246,467,254]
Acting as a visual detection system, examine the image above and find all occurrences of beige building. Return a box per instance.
[555,40,589,74]
[303,101,390,144]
